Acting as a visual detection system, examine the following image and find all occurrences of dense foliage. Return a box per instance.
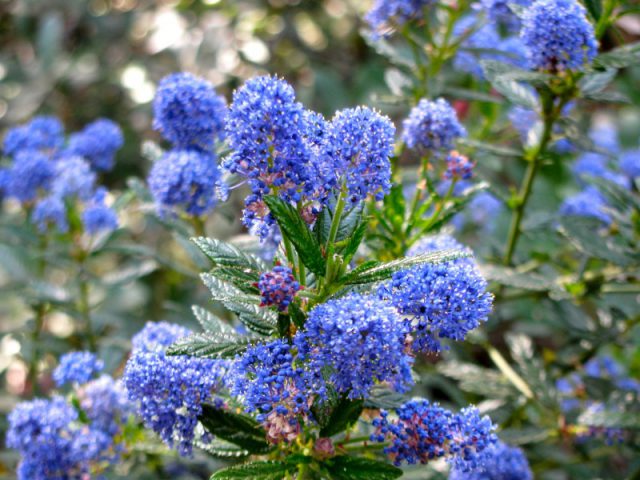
[1,0,640,479]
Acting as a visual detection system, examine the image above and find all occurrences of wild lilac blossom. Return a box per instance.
[257,265,301,311]
[229,339,324,444]
[51,156,97,201]
[53,351,104,387]
[66,118,124,171]
[402,98,466,152]
[407,233,471,260]
[224,76,331,237]
[7,397,80,479]
[371,400,497,470]
[572,152,628,188]
[444,151,475,180]
[81,187,119,234]
[556,355,639,444]
[2,115,64,156]
[453,17,528,78]
[153,72,227,149]
[4,150,54,202]
[326,107,395,204]
[480,0,532,29]
[449,440,533,480]
[148,148,220,216]
[8,360,132,480]
[590,124,620,153]
[521,0,597,72]
[78,375,134,436]
[619,149,640,179]
[468,191,503,230]
[124,322,228,456]
[32,196,68,233]
[559,186,611,224]
[295,295,413,399]
[365,0,432,35]
[378,251,493,352]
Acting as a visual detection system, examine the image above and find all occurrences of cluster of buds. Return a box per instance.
[256,265,301,312]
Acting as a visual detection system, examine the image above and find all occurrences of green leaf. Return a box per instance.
[363,386,408,409]
[557,216,635,266]
[483,60,551,84]
[320,398,364,437]
[200,273,277,335]
[211,461,293,479]
[342,222,367,262]
[583,0,602,19]
[578,409,640,429]
[505,334,553,405]
[442,86,502,104]
[263,196,326,276]
[277,313,291,338]
[193,237,266,273]
[492,78,539,109]
[480,264,562,293]
[325,456,403,480]
[195,438,250,458]
[594,42,640,69]
[361,33,417,69]
[458,138,521,157]
[579,68,617,95]
[166,332,250,359]
[384,68,413,96]
[199,404,271,454]
[588,175,640,212]
[192,305,237,335]
[289,302,307,329]
[438,361,514,398]
[344,249,469,285]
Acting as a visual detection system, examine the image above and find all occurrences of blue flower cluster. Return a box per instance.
[365,0,432,35]
[379,251,493,352]
[123,322,228,456]
[223,76,395,237]
[53,351,104,387]
[7,397,82,479]
[32,196,68,233]
[449,440,533,480]
[480,0,532,29]
[153,72,227,149]
[257,265,301,312]
[2,115,64,156]
[78,375,134,437]
[407,233,470,259]
[453,16,528,78]
[148,148,221,216]
[402,98,466,152]
[556,355,639,444]
[372,400,497,470]
[224,76,333,237]
[7,353,133,480]
[82,187,119,234]
[296,295,413,399]
[328,107,395,204]
[148,73,227,217]
[521,0,597,71]
[66,119,124,171]
[1,116,120,235]
[4,151,54,202]
[620,149,640,179]
[444,151,475,180]
[572,153,628,188]
[229,339,324,443]
[559,186,612,225]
